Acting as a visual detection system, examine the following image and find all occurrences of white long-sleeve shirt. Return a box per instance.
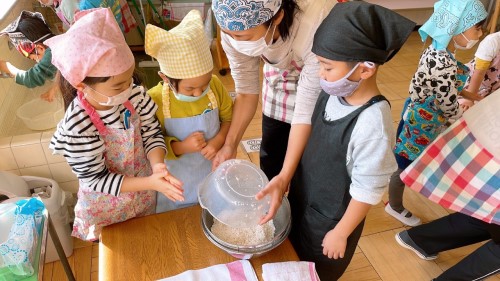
[324,96,397,205]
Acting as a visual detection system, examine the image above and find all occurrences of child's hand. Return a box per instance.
[201,140,219,160]
[0,60,14,77]
[149,166,184,202]
[182,132,206,154]
[152,162,168,174]
[41,86,57,102]
[255,174,289,225]
[322,228,348,259]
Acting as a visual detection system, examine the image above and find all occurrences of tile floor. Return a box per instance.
[41,32,499,281]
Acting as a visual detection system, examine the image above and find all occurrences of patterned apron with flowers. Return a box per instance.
[72,92,156,241]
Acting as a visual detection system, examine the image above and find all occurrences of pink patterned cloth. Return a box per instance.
[45,8,134,88]
[71,92,155,241]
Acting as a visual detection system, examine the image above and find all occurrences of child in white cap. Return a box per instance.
[47,8,183,241]
[145,10,233,213]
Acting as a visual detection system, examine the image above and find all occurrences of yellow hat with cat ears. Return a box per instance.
[145,10,213,79]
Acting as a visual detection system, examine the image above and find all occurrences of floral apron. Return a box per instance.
[156,84,220,213]
[72,92,156,241]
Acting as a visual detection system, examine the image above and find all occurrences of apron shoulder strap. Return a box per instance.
[77,91,108,135]
[364,95,390,108]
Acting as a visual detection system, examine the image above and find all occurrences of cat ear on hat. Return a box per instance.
[145,24,164,59]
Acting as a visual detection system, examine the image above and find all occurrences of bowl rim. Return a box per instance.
[201,197,291,252]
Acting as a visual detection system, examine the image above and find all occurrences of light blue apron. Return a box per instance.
[156,85,220,213]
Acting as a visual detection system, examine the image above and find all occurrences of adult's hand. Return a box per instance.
[212,144,237,170]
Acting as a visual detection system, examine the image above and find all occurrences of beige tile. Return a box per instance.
[41,130,56,143]
[11,143,47,168]
[0,147,18,170]
[19,165,52,179]
[59,180,79,193]
[49,162,77,182]
[11,133,42,146]
[0,136,11,149]
[41,142,66,164]
[6,169,20,176]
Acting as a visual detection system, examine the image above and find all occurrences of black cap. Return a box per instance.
[312,1,416,65]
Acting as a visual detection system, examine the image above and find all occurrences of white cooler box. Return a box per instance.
[0,172,74,263]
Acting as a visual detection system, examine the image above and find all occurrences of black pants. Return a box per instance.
[260,114,291,180]
[407,212,500,281]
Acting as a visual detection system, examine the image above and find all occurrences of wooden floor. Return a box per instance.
[42,32,499,280]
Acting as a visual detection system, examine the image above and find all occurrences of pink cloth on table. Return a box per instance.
[158,260,258,281]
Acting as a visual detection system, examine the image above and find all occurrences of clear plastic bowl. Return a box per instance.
[201,196,291,259]
[198,159,270,228]
[16,98,64,131]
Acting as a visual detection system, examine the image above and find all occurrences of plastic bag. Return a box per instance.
[0,198,44,280]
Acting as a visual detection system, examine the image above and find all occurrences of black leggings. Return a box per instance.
[260,114,291,180]
[407,212,500,281]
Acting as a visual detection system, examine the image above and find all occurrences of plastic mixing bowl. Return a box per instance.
[198,159,270,228]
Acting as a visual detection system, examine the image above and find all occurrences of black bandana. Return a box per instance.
[0,11,51,56]
[312,1,416,65]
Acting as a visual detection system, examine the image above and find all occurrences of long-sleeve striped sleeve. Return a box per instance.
[49,85,165,196]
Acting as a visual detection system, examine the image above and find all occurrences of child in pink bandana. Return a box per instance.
[47,8,183,241]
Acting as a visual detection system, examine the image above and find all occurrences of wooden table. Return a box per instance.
[99,205,299,281]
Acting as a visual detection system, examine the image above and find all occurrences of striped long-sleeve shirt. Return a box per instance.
[49,85,166,196]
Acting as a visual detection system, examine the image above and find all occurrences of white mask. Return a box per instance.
[85,78,134,106]
[454,33,478,50]
[226,24,276,57]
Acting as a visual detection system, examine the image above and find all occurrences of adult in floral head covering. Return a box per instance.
[387,0,488,227]
[211,0,336,218]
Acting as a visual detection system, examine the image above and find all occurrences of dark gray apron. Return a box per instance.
[289,92,388,281]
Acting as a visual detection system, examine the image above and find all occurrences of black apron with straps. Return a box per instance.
[289,92,389,280]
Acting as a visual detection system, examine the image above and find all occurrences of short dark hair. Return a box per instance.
[17,17,54,43]
[475,19,486,28]
[262,0,300,41]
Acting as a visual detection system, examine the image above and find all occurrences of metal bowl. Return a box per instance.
[201,196,291,259]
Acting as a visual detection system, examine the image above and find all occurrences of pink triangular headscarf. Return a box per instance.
[45,8,134,88]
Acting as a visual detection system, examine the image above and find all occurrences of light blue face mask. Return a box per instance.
[170,84,210,102]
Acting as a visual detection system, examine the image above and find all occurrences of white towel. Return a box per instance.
[158,260,258,281]
[262,261,321,281]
